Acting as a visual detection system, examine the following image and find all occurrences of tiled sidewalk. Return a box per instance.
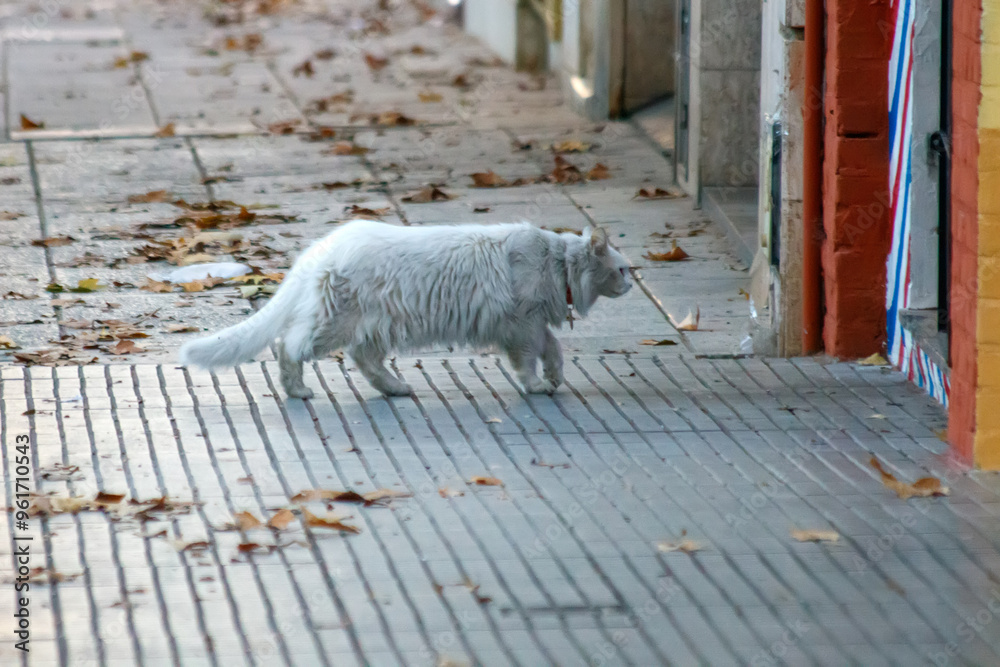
[3,354,999,666]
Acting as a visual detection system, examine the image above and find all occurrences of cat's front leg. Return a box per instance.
[508,332,555,395]
[540,328,564,391]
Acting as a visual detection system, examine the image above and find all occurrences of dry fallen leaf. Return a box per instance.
[402,186,456,203]
[291,488,409,505]
[128,190,171,204]
[438,487,465,498]
[292,59,315,77]
[674,307,700,332]
[237,542,275,554]
[301,508,361,533]
[20,114,44,131]
[858,353,890,366]
[635,187,680,200]
[0,335,20,350]
[165,324,200,333]
[324,141,370,156]
[644,240,690,262]
[364,52,389,70]
[153,123,176,138]
[418,90,443,103]
[640,339,678,346]
[268,509,295,530]
[93,492,126,505]
[111,339,143,355]
[870,457,949,500]
[470,171,509,188]
[656,539,703,553]
[140,279,174,293]
[548,155,584,184]
[31,236,75,247]
[587,163,611,180]
[470,476,504,487]
[234,511,263,530]
[551,140,591,153]
[346,204,391,219]
[791,529,840,543]
[173,540,210,553]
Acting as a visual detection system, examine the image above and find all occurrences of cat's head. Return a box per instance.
[583,226,632,298]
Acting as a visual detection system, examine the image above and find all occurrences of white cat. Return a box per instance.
[179,220,632,398]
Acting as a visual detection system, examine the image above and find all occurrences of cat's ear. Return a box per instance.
[589,226,609,256]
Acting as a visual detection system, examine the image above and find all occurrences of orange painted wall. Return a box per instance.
[821,0,892,357]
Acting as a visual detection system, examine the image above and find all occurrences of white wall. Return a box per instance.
[463,0,519,64]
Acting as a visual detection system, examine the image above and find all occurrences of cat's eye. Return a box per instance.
[619,267,628,278]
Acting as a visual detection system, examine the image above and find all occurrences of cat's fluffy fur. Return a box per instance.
[180,220,632,398]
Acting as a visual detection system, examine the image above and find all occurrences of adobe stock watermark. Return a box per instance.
[930,588,1000,666]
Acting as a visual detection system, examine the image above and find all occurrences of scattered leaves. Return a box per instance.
[31,236,75,247]
[20,114,44,131]
[470,476,504,487]
[870,457,949,500]
[234,511,263,530]
[402,186,456,203]
[791,529,840,543]
[301,508,361,533]
[635,187,680,200]
[292,59,315,77]
[267,509,295,530]
[644,240,689,262]
[640,339,678,346]
[858,353,890,366]
[153,123,176,138]
[110,339,143,355]
[656,539,703,553]
[128,190,171,204]
[674,307,700,332]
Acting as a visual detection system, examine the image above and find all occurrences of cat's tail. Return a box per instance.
[179,278,298,369]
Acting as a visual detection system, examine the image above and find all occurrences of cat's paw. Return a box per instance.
[524,378,557,395]
[380,382,414,397]
[285,386,314,400]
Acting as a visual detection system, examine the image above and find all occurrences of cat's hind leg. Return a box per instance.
[350,345,413,396]
[277,339,314,399]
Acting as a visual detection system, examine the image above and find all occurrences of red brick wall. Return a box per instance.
[821,0,893,357]
[949,0,982,463]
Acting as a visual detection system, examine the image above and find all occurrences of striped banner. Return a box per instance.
[885,0,950,406]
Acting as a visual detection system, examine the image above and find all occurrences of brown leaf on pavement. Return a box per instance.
[551,140,591,153]
[94,492,126,505]
[548,155,584,184]
[140,279,174,293]
[470,476,504,487]
[644,240,689,262]
[674,307,700,332]
[470,171,509,188]
[369,111,416,126]
[267,509,295,530]
[267,119,302,135]
[111,339,143,355]
[635,187,681,200]
[364,53,389,70]
[324,141,370,156]
[314,48,336,60]
[587,163,611,180]
[870,457,949,500]
[292,59,315,77]
[291,488,410,505]
[0,335,20,350]
[31,236,75,247]
[438,487,465,498]
[128,190,171,204]
[418,90,444,103]
[165,324,200,333]
[237,542,275,554]
[153,123,176,138]
[301,508,361,533]
[346,204,390,219]
[640,339,678,346]
[20,114,44,131]
[791,529,840,543]
[402,186,456,203]
[113,51,149,68]
[234,511,263,530]
[656,539,703,553]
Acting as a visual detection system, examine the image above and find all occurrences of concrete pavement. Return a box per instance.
[1,1,1000,666]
